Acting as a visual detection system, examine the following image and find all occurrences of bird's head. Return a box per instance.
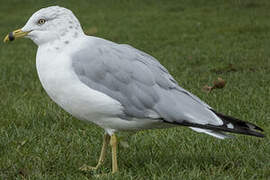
[3,6,84,46]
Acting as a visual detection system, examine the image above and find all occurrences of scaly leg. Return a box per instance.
[110,134,118,173]
[80,133,110,171]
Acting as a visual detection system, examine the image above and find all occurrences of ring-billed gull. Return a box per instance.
[3,6,264,174]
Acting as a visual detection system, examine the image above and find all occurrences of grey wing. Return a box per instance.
[120,43,211,109]
[71,37,221,125]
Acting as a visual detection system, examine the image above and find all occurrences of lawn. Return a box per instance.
[0,0,269,179]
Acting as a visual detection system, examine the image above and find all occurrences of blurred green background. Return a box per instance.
[0,0,269,179]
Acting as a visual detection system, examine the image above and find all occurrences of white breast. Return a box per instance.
[36,43,124,126]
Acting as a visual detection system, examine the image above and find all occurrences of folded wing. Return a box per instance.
[71,37,264,138]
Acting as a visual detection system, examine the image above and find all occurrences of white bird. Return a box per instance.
[4,6,264,174]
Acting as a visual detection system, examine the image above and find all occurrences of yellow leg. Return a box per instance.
[110,134,118,174]
[80,133,110,171]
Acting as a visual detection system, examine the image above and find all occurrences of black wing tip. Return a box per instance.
[255,133,265,138]
[210,109,265,137]
[166,120,266,138]
[244,129,265,138]
[164,108,266,138]
[254,125,264,132]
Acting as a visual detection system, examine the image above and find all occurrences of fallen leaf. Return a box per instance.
[213,77,226,89]
[202,85,213,93]
[202,77,226,93]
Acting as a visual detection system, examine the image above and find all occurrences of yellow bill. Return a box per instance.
[3,29,29,43]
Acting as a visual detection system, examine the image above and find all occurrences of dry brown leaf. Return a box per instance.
[202,77,226,93]
[213,77,226,89]
[202,85,213,93]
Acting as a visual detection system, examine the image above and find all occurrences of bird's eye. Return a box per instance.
[37,19,46,25]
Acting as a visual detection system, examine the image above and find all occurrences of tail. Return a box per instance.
[169,109,265,138]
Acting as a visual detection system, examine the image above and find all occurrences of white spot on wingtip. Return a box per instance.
[227,123,234,129]
[247,123,255,130]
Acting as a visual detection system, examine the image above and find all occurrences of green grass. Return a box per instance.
[0,0,269,179]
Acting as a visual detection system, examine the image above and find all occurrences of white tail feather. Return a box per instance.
[190,127,233,139]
